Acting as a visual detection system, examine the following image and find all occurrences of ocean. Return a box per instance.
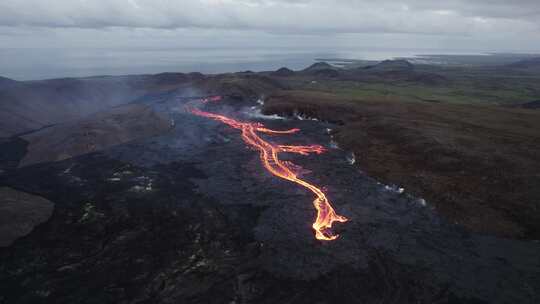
[0,47,493,81]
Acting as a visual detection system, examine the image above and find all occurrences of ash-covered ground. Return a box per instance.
[1,93,540,304]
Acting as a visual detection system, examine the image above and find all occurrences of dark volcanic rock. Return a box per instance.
[19,104,172,167]
[517,100,540,109]
[1,95,540,303]
[0,137,27,173]
[0,76,148,137]
[0,187,54,247]
[263,90,540,239]
[0,76,17,89]
[2,73,540,304]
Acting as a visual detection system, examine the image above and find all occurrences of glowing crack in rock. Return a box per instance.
[188,97,348,240]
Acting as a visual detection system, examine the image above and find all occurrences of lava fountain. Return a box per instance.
[188,97,348,240]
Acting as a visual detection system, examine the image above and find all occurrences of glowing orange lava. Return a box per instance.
[188,98,348,240]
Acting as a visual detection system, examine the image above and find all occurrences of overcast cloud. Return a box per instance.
[1,0,540,79]
[1,0,539,43]
[1,0,540,35]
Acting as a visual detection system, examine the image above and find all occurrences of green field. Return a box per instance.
[296,78,539,105]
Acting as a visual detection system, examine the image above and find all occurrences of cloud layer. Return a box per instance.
[1,1,539,80]
[1,0,539,35]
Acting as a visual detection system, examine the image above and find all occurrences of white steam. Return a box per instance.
[346,152,356,165]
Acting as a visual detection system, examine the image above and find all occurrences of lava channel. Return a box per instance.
[187,98,348,240]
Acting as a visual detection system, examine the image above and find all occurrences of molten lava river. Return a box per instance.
[188,97,348,240]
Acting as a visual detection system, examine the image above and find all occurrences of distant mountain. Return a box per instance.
[303,62,337,72]
[0,76,18,89]
[302,62,341,78]
[272,67,295,77]
[506,57,540,69]
[364,60,414,71]
[343,59,444,85]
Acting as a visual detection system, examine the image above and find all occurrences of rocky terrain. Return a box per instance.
[0,73,203,137]
[19,104,172,167]
[263,90,540,239]
[0,187,54,247]
[1,58,540,303]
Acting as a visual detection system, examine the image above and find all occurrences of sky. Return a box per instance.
[0,0,539,51]
[1,0,540,80]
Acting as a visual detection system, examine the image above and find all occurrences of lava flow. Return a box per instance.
[188,97,348,240]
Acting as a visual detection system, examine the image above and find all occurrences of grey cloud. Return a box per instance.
[0,0,539,35]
